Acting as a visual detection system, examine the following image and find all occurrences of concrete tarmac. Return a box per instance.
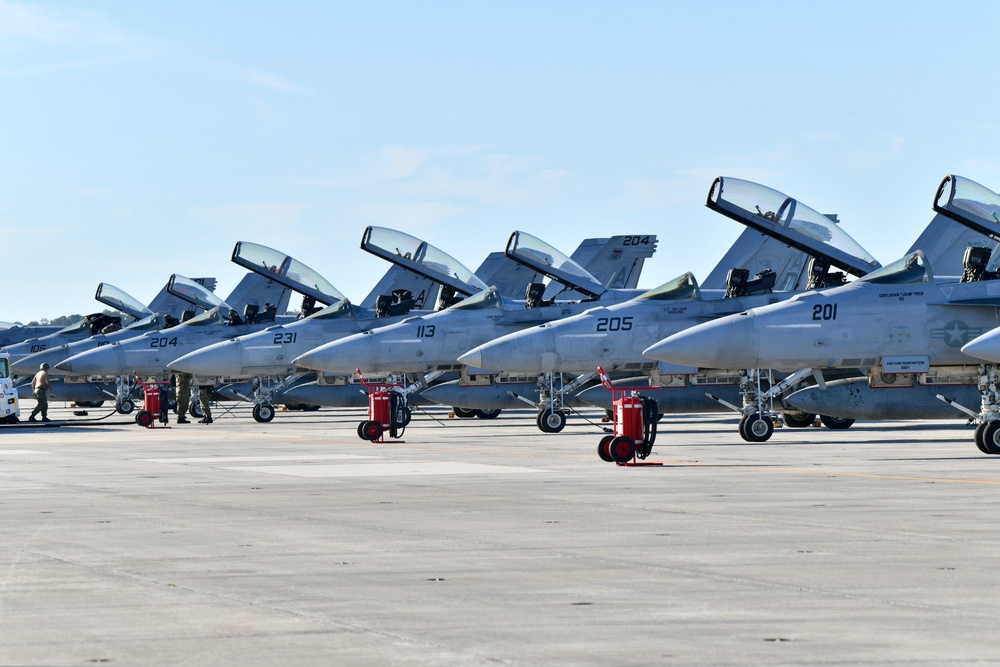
[1,402,999,666]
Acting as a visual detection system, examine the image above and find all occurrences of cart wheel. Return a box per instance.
[357,421,368,440]
[252,404,276,423]
[537,410,566,433]
[135,410,154,428]
[598,435,615,462]
[474,408,501,419]
[453,407,476,419]
[608,435,635,463]
[362,420,383,441]
[117,399,135,415]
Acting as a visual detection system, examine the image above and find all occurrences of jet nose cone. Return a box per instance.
[962,330,1000,363]
[170,341,242,375]
[457,347,483,368]
[644,313,761,369]
[297,334,379,373]
[57,346,120,375]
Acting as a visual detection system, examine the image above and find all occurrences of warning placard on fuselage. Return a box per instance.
[882,356,930,373]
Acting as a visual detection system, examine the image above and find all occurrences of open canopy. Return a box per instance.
[360,226,488,297]
[505,231,605,298]
[94,283,154,320]
[933,174,1000,241]
[706,176,880,278]
[232,241,345,306]
[167,274,230,312]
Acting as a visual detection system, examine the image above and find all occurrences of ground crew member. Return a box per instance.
[174,373,192,424]
[29,362,54,422]
[196,381,213,424]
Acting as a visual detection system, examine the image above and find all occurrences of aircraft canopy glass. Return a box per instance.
[450,287,503,311]
[124,314,159,330]
[858,251,931,285]
[180,307,226,327]
[232,241,345,305]
[168,275,229,311]
[361,227,488,296]
[506,231,605,297]
[637,272,701,301]
[94,283,153,320]
[933,175,1000,239]
[306,300,356,320]
[707,177,879,277]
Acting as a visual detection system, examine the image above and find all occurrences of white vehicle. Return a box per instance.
[0,352,20,423]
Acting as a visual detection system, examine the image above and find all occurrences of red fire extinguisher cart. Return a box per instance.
[133,372,171,429]
[596,366,662,465]
[356,370,409,443]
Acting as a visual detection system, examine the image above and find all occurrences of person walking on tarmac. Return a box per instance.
[174,372,192,424]
[29,362,54,422]
[196,380,213,424]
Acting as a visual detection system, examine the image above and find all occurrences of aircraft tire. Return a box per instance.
[190,403,203,419]
[608,435,635,463]
[782,411,815,428]
[598,435,615,462]
[453,407,476,419]
[820,415,854,430]
[975,422,990,454]
[117,399,135,415]
[474,408,501,419]
[743,413,774,442]
[75,400,105,408]
[982,421,1000,455]
[737,415,751,442]
[253,404,276,423]
[537,409,566,433]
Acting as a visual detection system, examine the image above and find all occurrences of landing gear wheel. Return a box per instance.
[252,404,276,423]
[737,415,751,442]
[135,410,154,427]
[598,435,614,462]
[361,420,383,441]
[397,406,412,427]
[608,435,636,463]
[474,408,501,419]
[742,413,774,442]
[536,410,567,433]
[76,400,105,408]
[453,407,476,419]
[190,402,203,419]
[975,422,990,454]
[820,415,854,430]
[782,411,815,428]
[982,421,1000,455]
[117,399,135,415]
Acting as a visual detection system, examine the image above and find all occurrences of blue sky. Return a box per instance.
[3,1,999,323]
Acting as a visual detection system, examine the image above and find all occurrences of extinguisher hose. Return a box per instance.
[389,391,406,439]
[641,397,658,448]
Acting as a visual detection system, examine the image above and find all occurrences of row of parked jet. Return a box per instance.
[7,174,1000,455]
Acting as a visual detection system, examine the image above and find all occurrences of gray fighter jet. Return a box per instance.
[645,174,1000,453]
[456,177,879,432]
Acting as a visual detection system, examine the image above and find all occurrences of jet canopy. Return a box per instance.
[95,283,154,321]
[933,175,1000,241]
[167,274,229,312]
[637,272,701,301]
[232,241,345,306]
[706,177,879,278]
[360,226,488,297]
[858,251,931,285]
[506,231,605,298]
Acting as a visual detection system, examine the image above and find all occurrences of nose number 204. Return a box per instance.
[812,304,838,321]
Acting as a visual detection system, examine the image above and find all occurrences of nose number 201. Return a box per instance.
[812,304,838,321]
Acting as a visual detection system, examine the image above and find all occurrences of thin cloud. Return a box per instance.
[210,62,315,95]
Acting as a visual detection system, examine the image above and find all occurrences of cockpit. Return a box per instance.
[858,251,931,285]
[637,272,702,301]
[706,176,880,279]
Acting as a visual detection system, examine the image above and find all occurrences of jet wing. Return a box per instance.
[360,226,488,297]
[231,241,345,305]
[506,231,605,298]
[94,283,154,320]
[933,174,1000,241]
[706,176,880,278]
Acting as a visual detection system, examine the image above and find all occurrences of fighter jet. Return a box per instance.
[457,177,880,433]
[166,229,495,421]
[645,174,1000,453]
[0,323,61,348]
[290,230,677,432]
